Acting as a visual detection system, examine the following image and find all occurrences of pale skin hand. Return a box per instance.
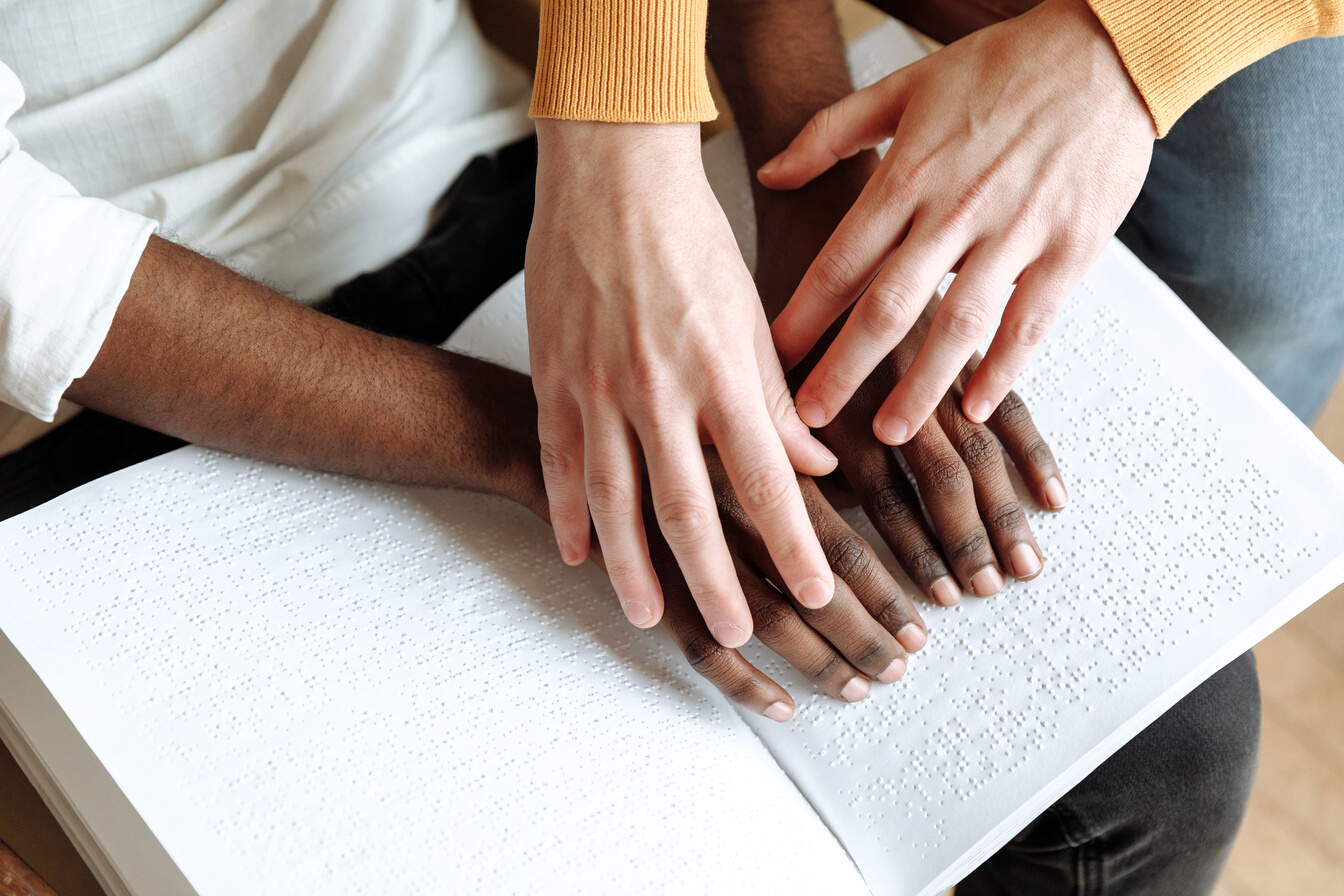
[527,119,839,648]
[759,0,1156,445]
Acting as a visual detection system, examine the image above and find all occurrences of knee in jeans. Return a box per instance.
[1131,652,1261,843]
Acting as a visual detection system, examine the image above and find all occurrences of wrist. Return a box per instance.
[535,119,704,183]
[1033,0,1156,138]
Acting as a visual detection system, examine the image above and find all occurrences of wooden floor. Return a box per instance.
[1215,380,1344,895]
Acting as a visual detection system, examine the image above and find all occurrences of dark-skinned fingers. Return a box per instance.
[739,565,875,701]
[839,435,963,607]
[798,478,929,655]
[726,465,929,660]
[657,566,795,722]
[986,390,1068,511]
[711,458,925,673]
[936,394,1045,582]
[899,418,1005,598]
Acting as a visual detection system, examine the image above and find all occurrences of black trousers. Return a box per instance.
[0,134,1258,895]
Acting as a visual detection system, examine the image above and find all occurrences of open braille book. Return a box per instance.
[2,20,1344,896]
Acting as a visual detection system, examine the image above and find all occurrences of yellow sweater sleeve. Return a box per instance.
[1087,0,1344,135]
[529,0,718,123]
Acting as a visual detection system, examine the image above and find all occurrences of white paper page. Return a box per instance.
[0,424,866,895]
[700,19,1344,896]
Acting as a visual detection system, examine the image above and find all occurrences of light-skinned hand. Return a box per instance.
[759,0,1155,445]
[527,119,839,649]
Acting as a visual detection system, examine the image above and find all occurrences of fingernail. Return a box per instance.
[967,399,993,423]
[763,701,794,722]
[622,601,653,627]
[558,540,580,565]
[971,566,1004,597]
[931,576,962,606]
[797,400,827,428]
[816,444,838,466]
[797,576,833,609]
[897,623,927,652]
[877,657,907,683]
[840,677,871,702]
[711,622,750,649]
[1045,476,1068,510]
[875,417,909,445]
[758,157,782,178]
[1010,543,1043,580]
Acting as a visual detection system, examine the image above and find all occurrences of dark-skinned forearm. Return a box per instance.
[707,0,853,168]
[67,236,548,518]
[707,0,877,327]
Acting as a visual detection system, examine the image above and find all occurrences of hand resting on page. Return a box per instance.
[754,153,1067,612]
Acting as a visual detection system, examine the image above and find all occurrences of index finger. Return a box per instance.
[769,159,919,377]
[705,390,834,612]
[873,249,1020,444]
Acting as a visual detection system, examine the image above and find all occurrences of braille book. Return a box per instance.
[2,20,1344,896]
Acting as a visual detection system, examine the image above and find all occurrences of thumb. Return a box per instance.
[755,318,837,477]
[757,71,909,191]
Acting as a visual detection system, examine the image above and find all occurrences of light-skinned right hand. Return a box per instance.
[526,119,839,648]
[759,0,1155,447]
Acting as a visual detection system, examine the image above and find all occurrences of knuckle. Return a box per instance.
[1055,221,1096,260]
[905,544,949,584]
[735,464,794,516]
[994,391,1031,426]
[806,652,847,686]
[627,354,678,401]
[923,456,972,499]
[939,301,989,343]
[956,428,1001,472]
[861,281,920,339]
[699,355,741,393]
[825,533,874,584]
[1025,438,1057,469]
[585,473,635,517]
[867,590,912,634]
[946,174,996,229]
[579,365,619,399]
[538,443,574,480]
[849,635,893,671]
[750,598,798,641]
[682,634,735,679]
[1005,310,1053,349]
[805,105,837,148]
[867,482,915,527]
[949,531,990,564]
[987,501,1026,534]
[812,245,864,304]
[603,557,643,584]
[656,492,716,545]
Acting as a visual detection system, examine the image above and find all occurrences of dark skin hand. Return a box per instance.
[65,236,923,720]
[755,155,1065,606]
[680,451,927,719]
[709,0,1067,607]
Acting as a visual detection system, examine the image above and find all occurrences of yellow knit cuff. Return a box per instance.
[529,0,718,123]
[1086,0,1342,136]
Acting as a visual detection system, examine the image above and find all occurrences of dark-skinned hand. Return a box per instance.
[754,152,1067,607]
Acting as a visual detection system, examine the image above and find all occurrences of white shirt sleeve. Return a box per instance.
[0,63,156,422]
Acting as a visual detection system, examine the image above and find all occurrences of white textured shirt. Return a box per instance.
[0,0,533,451]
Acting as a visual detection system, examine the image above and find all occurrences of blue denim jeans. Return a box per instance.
[962,34,1344,896]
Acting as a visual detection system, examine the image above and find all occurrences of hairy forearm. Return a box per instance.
[67,236,547,517]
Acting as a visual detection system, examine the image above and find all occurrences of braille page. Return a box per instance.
[0,459,869,896]
[702,19,1344,896]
